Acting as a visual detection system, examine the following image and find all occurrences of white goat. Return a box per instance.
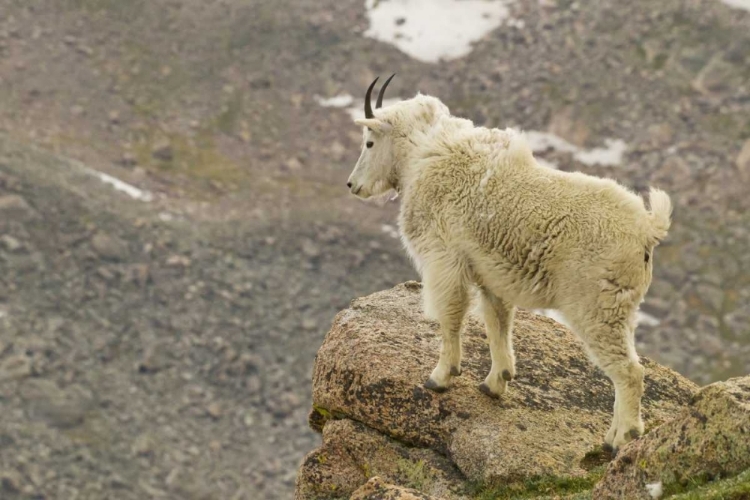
[346,76,672,452]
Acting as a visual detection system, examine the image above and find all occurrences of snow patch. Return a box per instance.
[721,0,750,11]
[525,131,627,167]
[314,94,354,108]
[363,0,516,63]
[381,224,400,239]
[345,97,402,121]
[646,481,663,499]
[87,169,153,202]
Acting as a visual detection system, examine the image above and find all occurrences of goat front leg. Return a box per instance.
[478,289,516,398]
[422,260,469,392]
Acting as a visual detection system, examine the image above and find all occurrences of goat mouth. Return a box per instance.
[354,186,362,195]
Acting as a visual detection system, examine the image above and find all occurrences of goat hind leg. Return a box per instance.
[478,288,515,398]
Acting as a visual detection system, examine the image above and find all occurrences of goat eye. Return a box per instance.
[366,141,374,148]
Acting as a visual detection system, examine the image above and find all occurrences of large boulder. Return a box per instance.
[593,376,750,499]
[297,282,697,498]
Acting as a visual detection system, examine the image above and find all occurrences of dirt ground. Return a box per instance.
[0,0,748,498]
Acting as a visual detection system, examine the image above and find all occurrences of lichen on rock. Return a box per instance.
[296,282,697,499]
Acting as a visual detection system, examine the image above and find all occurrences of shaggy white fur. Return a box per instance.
[347,93,672,451]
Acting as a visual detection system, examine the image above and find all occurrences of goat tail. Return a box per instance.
[646,187,672,246]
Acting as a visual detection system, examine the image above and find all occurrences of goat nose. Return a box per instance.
[347,182,352,188]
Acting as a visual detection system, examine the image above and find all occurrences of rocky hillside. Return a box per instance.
[297,283,750,499]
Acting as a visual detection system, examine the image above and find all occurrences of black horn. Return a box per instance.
[364,77,379,119]
[376,73,396,109]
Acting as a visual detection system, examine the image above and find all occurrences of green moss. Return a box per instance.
[666,468,750,499]
[396,459,434,492]
[468,466,606,500]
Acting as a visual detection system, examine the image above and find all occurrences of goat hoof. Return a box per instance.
[478,382,500,399]
[450,366,462,376]
[628,428,641,440]
[601,442,614,453]
[501,369,513,381]
[424,378,447,393]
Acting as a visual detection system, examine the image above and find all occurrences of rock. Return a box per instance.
[0,195,37,220]
[594,376,750,500]
[19,379,93,429]
[152,139,174,161]
[548,106,590,147]
[646,123,674,147]
[295,419,464,500]
[0,354,33,382]
[91,232,128,262]
[650,156,692,191]
[0,469,23,493]
[350,477,443,500]
[0,234,23,253]
[302,283,696,492]
[692,55,745,95]
[737,139,750,183]
[301,239,321,258]
[119,151,137,167]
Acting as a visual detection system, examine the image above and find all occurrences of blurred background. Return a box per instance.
[0,0,748,498]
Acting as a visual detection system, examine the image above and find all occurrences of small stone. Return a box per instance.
[97,266,117,281]
[548,106,590,147]
[0,234,22,253]
[206,402,222,419]
[301,239,321,258]
[166,255,191,267]
[395,17,407,26]
[209,440,222,453]
[0,469,23,493]
[284,157,302,171]
[108,110,121,124]
[152,139,174,161]
[118,151,137,167]
[692,55,743,95]
[647,123,674,147]
[302,318,318,331]
[19,380,92,429]
[91,232,128,262]
[132,434,155,457]
[70,105,85,116]
[737,139,750,183]
[0,354,32,382]
[0,195,36,219]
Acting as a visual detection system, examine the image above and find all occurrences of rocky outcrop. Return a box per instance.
[594,375,750,499]
[296,282,697,499]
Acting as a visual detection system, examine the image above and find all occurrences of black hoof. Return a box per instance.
[628,428,641,440]
[478,382,500,399]
[450,366,462,376]
[501,369,513,381]
[602,442,614,453]
[424,378,448,393]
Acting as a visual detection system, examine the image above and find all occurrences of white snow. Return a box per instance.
[314,94,354,108]
[363,0,515,63]
[645,481,663,499]
[525,131,627,167]
[86,169,153,202]
[721,0,750,11]
[381,224,400,239]
[345,97,402,121]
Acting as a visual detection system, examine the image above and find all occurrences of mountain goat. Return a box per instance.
[346,75,672,452]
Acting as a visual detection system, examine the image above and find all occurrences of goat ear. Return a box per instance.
[354,118,392,135]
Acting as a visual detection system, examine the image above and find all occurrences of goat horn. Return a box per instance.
[364,77,379,119]
[376,73,395,109]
